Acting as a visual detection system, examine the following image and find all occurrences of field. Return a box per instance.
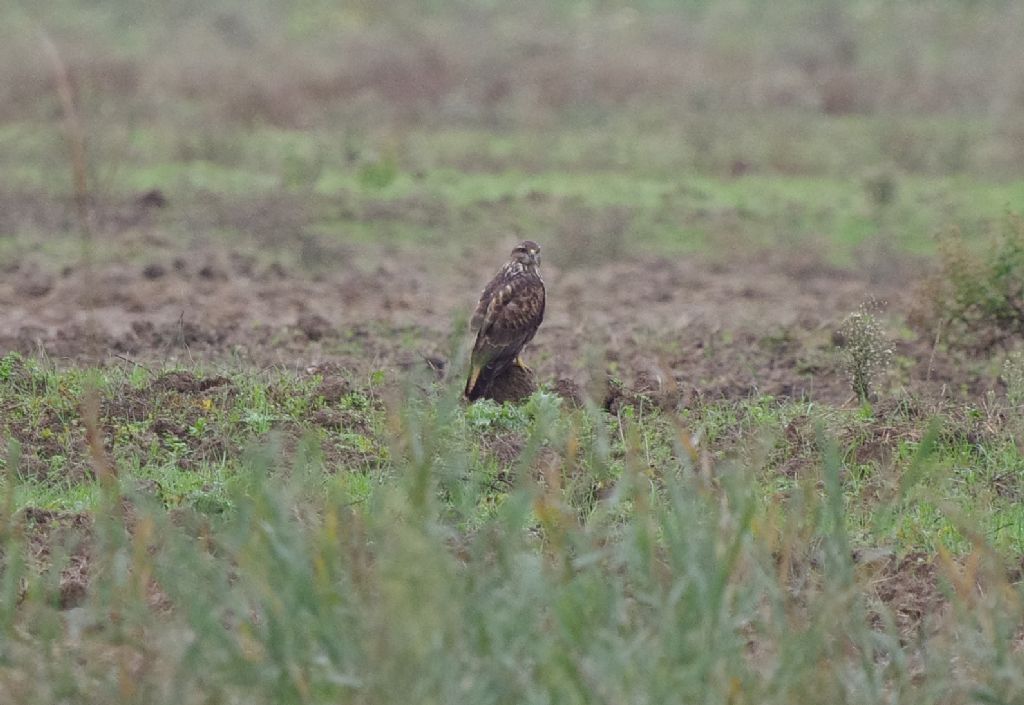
[3,1,1024,702]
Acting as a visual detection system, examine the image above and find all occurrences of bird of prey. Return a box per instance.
[465,240,545,401]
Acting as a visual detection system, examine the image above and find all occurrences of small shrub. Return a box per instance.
[0,351,22,382]
[836,301,893,403]
[918,214,1024,352]
[464,399,528,431]
[1002,351,1024,408]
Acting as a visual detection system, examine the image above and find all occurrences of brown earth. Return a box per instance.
[11,503,984,646]
[0,202,975,406]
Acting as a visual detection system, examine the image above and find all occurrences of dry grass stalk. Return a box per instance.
[39,30,116,482]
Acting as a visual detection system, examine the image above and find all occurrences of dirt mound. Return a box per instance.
[19,508,93,609]
[471,363,537,404]
[871,551,944,637]
[151,371,231,394]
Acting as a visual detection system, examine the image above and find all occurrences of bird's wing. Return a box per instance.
[477,273,545,352]
[470,274,544,367]
[470,270,507,332]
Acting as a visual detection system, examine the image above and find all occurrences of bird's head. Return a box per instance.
[511,240,541,268]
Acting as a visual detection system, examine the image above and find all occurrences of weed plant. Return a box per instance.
[923,215,1024,352]
[837,302,893,403]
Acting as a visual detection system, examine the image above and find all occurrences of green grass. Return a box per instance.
[0,353,390,513]
[3,351,1024,555]
[3,364,1024,702]
[5,114,1023,273]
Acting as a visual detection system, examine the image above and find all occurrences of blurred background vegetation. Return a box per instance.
[3,0,1024,263]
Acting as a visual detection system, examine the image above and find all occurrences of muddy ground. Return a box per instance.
[0,192,974,407]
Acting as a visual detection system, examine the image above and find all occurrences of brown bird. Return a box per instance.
[465,240,545,401]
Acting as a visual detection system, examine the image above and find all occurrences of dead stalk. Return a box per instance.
[40,30,116,482]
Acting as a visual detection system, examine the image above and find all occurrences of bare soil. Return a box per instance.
[0,201,973,406]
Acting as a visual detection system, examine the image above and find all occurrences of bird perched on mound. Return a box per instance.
[465,240,545,401]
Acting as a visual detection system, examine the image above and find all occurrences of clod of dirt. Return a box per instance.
[4,325,45,353]
[228,253,257,277]
[131,478,163,498]
[142,263,167,279]
[197,263,228,280]
[128,320,155,341]
[136,188,168,208]
[151,370,231,394]
[633,368,685,409]
[151,422,188,438]
[316,376,351,403]
[603,377,629,415]
[634,369,665,395]
[311,408,344,429]
[18,508,92,610]
[554,378,585,406]
[297,313,331,341]
[264,262,288,279]
[872,551,944,637]
[482,432,525,466]
[15,270,54,298]
[991,472,1022,501]
[60,579,88,609]
[304,362,345,376]
[20,507,88,529]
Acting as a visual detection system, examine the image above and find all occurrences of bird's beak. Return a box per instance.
[531,250,541,265]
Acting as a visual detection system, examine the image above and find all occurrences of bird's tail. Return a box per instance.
[465,362,487,400]
[465,360,506,401]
